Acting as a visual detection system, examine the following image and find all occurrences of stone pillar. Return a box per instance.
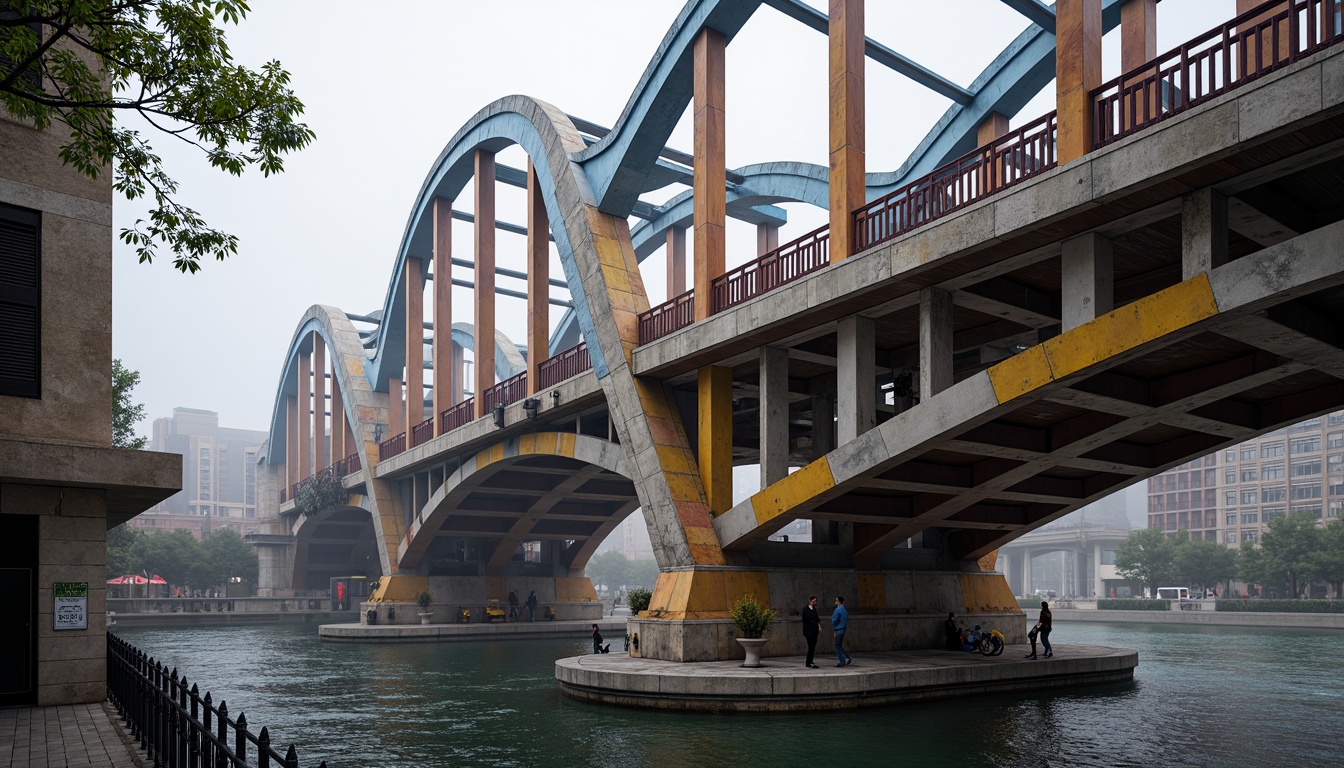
[312,336,328,470]
[836,315,875,442]
[1181,188,1228,280]
[433,196,454,433]
[388,377,403,439]
[331,371,345,463]
[698,365,733,514]
[1056,0,1102,164]
[666,226,686,298]
[693,28,726,321]
[1094,541,1105,598]
[451,343,465,404]
[1061,232,1114,331]
[285,395,298,492]
[474,149,497,416]
[1024,550,1035,596]
[527,162,550,393]
[829,0,865,261]
[759,346,790,488]
[297,350,311,479]
[919,287,953,399]
[405,257,424,430]
[757,223,779,256]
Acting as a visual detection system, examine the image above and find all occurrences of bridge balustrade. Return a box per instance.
[378,432,406,462]
[637,289,695,345]
[537,342,592,390]
[409,417,435,448]
[711,225,830,313]
[441,397,476,434]
[332,451,361,478]
[1094,0,1344,148]
[481,371,528,412]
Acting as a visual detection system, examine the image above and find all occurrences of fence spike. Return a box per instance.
[285,744,299,768]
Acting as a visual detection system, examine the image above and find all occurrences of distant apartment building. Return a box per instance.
[130,408,266,539]
[1148,410,1344,545]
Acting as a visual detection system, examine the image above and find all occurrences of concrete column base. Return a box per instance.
[362,574,602,625]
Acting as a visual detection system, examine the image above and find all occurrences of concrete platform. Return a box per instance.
[319,617,627,643]
[555,643,1137,712]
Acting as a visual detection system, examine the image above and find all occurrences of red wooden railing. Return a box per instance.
[637,289,696,345]
[1093,0,1343,148]
[378,432,406,462]
[854,110,1057,253]
[441,397,475,433]
[409,417,435,448]
[711,225,830,313]
[537,342,592,390]
[333,452,361,477]
[481,371,528,412]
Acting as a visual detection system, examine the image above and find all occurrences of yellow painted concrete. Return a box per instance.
[750,457,835,526]
[646,569,773,620]
[698,366,733,514]
[368,574,429,603]
[857,573,886,611]
[959,573,1019,613]
[557,577,599,602]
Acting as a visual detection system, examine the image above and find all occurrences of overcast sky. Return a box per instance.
[110,0,1234,443]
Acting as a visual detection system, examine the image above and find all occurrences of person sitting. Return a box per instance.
[960,625,982,652]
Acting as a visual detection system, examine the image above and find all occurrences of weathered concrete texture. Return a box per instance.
[320,617,625,643]
[556,643,1137,712]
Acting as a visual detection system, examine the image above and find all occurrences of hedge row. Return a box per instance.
[1097,599,1169,611]
[1215,599,1344,613]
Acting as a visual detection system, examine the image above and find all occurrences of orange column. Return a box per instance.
[388,377,404,439]
[1237,0,1292,75]
[405,256,424,430]
[451,343,465,404]
[756,223,778,256]
[829,0,865,261]
[474,149,496,415]
[432,197,454,433]
[331,370,345,464]
[977,112,1010,191]
[1121,0,1157,130]
[1056,0,1102,165]
[312,335,328,470]
[666,227,686,298]
[692,28,725,322]
[285,395,298,493]
[526,162,550,393]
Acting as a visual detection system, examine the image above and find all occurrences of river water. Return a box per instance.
[113,621,1344,768]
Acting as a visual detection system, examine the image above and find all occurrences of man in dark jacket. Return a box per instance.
[801,596,821,668]
[526,590,538,622]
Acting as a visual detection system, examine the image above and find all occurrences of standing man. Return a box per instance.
[526,590,538,622]
[831,596,852,667]
[801,595,821,669]
[1038,600,1053,658]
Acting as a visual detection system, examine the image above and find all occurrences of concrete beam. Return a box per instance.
[837,315,876,443]
[759,346,790,488]
[1181,188,1228,280]
[1060,232,1114,332]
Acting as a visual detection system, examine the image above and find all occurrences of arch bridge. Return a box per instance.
[250,0,1344,660]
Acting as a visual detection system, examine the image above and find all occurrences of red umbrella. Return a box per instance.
[148,575,167,585]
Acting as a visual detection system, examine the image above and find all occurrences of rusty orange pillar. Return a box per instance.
[756,223,779,256]
[1056,0,1102,165]
[526,162,549,393]
[297,349,312,479]
[1121,0,1157,130]
[666,226,686,298]
[312,335,328,470]
[692,28,725,322]
[451,344,465,405]
[474,149,497,415]
[698,365,733,514]
[388,377,404,440]
[977,112,1009,191]
[829,0,865,261]
[285,395,298,493]
[1237,0,1292,75]
[405,257,424,431]
[330,370,345,464]
[432,197,454,433]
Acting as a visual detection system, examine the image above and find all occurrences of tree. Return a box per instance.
[1312,519,1344,598]
[106,522,145,577]
[1238,541,1270,595]
[138,528,200,588]
[1114,527,1176,596]
[585,551,631,593]
[1173,538,1237,594]
[112,358,146,448]
[0,1,314,272]
[625,559,659,590]
[1260,512,1322,598]
[195,527,257,589]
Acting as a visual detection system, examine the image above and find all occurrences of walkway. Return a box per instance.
[0,702,145,768]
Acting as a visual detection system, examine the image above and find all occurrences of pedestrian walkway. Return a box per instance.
[0,701,146,768]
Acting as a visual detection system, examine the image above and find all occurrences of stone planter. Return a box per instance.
[736,637,768,667]
[418,611,433,625]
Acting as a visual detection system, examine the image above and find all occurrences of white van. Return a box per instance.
[1156,587,1192,601]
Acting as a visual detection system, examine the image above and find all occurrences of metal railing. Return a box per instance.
[441,397,475,434]
[409,417,435,449]
[108,634,324,768]
[711,224,830,313]
[481,371,528,412]
[637,289,695,345]
[332,452,361,478]
[854,110,1058,253]
[378,432,406,462]
[1093,0,1344,147]
[537,342,592,390]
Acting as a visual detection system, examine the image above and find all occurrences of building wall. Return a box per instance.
[134,408,265,532]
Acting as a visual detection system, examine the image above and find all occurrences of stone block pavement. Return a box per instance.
[0,702,147,768]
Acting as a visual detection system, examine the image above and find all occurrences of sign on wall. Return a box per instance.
[53,582,88,631]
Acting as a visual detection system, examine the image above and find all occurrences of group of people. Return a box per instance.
[942,602,1054,658]
[507,590,539,622]
[799,595,852,668]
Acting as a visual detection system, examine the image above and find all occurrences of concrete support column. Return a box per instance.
[432,196,454,432]
[343,405,356,462]
[1024,550,1034,596]
[331,370,345,463]
[298,350,311,479]
[919,287,953,399]
[698,365,733,514]
[812,393,835,457]
[474,149,497,417]
[527,162,550,393]
[285,395,298,492]
[1055,0,1102,164]
[666,226,686,298]
[451,343,465,404]
[405,258,425,429]
[836,315,875,443]
[693,28,726,321]
[757,223,779,256]
[829,0,865,261]
[312,337,328,470]
[1094,541,1105,598]
[1181,188,1228,280]
[759,346,790,488]
[1061,232,1114,331]
[388,377,403,440]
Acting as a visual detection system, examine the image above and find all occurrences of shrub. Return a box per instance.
[414,589,433,610]
[1018,596,1042,609]
[627,588,652,614]
[295,473,347,515]
[1215,599,1344,613]
[730,593,777,638]
[1097,598,1169,611]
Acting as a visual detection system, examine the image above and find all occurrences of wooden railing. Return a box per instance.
[537,342,592,390]
[1093,0,1343,148]
[332,452,361,478]
[854,110,1057,253]
[711,224,830,313]
[441,397,475,434]
[378,432,406,462]
[637,289,695,345]
[481,371,528,412]
[409,417,434,448]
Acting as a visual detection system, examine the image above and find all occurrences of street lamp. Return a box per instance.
[227,576,242,597]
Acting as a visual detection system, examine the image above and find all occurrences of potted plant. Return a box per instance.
[414,589,434,624]
[730,593,776,667]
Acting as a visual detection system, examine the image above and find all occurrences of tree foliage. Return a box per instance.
[1114,527,1176,595]
[585,550,658,592]
[0,1,314,272]
[105,525,257,591]
[1250,512,1324,597]
[295,473,347,515]
[1173,538,1238,593]
[1312,520,1344,598]
[112,358,147,448]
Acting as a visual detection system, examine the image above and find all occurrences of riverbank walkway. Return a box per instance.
[0,702,147,768]
[556,642,1137,712]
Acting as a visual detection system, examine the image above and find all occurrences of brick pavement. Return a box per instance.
[0,702,146,768]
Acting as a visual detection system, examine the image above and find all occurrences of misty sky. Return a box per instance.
[109,0,1234,451]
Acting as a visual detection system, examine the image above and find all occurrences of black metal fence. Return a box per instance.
[108,634,326,768]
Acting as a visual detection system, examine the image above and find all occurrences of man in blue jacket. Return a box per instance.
[831,596,852,667]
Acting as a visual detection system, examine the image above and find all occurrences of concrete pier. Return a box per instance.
[556,643,1137,712]
[320,617,627,643]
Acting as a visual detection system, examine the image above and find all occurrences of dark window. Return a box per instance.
[0,203,40,398]
[0,7,43,90]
